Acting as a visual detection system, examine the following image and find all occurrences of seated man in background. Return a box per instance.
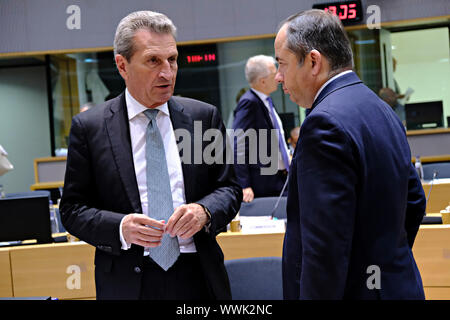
[232,55,290,202]
[287,126,300,157]
[379,87,406,127]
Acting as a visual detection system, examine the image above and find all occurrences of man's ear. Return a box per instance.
[309,49,322,76]
[115,54,128,81]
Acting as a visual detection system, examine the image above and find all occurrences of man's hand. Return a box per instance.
[165,203,209,239]
[242,187,254,202]
[121,214,165,248]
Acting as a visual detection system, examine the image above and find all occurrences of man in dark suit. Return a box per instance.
[275,10,426,299]
[232,55,290,202]
[60,10,242,300]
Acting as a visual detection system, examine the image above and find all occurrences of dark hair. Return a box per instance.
[281,9,353,72]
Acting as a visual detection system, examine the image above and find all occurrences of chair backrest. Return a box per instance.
[423,162,450,180]
[421,215,442,224]
[34,157,66,184]
[225,256,283,300]
[239,197,287,219]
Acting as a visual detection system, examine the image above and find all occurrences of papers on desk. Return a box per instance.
[240,216,286,234]
[423,178,450,184]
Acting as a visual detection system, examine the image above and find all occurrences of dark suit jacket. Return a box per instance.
[283,72,426,299]
[60,93,242,300]
[232,89,287,197]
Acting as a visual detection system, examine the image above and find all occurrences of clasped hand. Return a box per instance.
[122,203,209,248]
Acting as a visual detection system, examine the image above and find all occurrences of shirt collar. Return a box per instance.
[250,88,270,104]
[313,70,353,103]
[125,88,170,120]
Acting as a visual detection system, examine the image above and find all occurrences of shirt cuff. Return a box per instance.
[119,216,131,250]
[197,203,212,234]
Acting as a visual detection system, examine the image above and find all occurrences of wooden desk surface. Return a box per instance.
[8,242,95,299]
[407,128,450,136]
[30,181,64,191]
[422,182,450,213]
[0,248,13,297]
[217,232,284,260]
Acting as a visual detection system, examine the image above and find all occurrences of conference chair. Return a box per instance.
[225,256,283,300]
[421,215,442,224]
[423,162,450,180]
[239,197,287,219]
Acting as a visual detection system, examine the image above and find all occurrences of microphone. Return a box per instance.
[270,175,289,220]
[426,170,438,203]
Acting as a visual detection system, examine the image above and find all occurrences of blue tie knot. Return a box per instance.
[143,108,159,121]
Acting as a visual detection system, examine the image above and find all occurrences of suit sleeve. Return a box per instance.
[404,162,426,247]
[60,116,124,256]
[231,98,258,189]
[196,106,243,236]
[297,111,357,299]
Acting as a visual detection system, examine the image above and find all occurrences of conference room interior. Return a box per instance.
[0,1,450,301]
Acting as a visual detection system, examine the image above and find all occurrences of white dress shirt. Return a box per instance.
[119,89,196,253]
[251,88,290,170]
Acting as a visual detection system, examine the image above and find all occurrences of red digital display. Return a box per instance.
[313,1,363,25]
[186,53,216,64]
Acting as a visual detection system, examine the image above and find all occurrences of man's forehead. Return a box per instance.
[134,29,177,49]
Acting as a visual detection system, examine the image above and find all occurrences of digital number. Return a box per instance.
[339,4,348,20]
[348,3,357,19]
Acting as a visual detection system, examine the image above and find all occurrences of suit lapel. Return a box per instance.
[104,93,142,213]
[249,90,274,129]
[168,97,196,203]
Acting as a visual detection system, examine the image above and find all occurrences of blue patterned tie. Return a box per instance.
[266,97,290,172]
[143,109,179,271]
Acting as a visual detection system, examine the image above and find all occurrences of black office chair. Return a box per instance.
[239,197,287,219]
[421,215,442,224]
[423,162,450,180]
[225,257,283,300]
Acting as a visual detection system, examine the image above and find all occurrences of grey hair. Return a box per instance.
[280,9,354,73]
[114,11,177,61]
[245,55,276,85]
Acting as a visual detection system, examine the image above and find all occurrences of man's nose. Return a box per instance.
[275,71,283,83]
[159,61,174,79]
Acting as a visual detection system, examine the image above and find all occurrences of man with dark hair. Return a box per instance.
[60,10,242,300]
[275,10,426,299]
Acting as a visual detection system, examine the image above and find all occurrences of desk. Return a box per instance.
[217,232,284,260]
[422,181,450,213]
[0,226,449,299]
[412,225,450,299]
[3,242,95,300]
[30,181,64,191]
[0,248,13,297]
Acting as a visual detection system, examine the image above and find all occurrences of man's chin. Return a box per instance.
[288,94,298,105]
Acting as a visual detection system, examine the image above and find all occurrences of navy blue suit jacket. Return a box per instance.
[232,89,287,197]
[283,72,426,299]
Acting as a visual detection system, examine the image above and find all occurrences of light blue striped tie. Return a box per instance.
[144,109,179,271]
